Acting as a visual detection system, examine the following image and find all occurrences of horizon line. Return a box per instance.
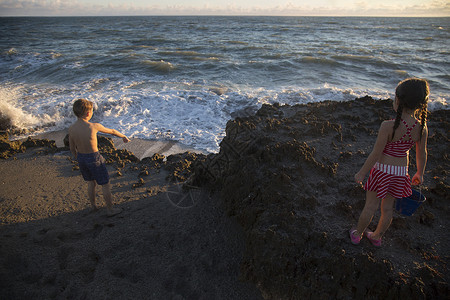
[1,14,449,18]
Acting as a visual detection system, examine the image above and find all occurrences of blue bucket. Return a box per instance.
[396,189,426,216]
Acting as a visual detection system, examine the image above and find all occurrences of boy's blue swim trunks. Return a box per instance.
[77,152,110,185]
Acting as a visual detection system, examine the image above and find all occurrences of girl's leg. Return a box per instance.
[88,180,97,209]
[372,194,395,240]
[355,191,380,237]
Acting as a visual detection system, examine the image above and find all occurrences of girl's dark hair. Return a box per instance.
[392,78,429,139]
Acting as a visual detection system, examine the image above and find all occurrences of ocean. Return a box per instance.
[0,16,448,153]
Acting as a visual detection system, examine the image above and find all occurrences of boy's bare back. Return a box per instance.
[69,119,130,157]
[68,120,101,155]
[69,102,130,158]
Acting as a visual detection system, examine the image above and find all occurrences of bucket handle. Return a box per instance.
[416,184,425,202]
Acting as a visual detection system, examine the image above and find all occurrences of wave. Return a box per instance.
[4,48,18,56]
[156,50,222,62]
[0,84,55,131]
[227,40,248,45]
[158,50,201,57]
[141,60,175,73]
[2,79,447,153]
[300,56,340,66]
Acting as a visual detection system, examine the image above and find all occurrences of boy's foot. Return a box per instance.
[349,229,362,245]
[106,207,123,217]
[365,230,382,247]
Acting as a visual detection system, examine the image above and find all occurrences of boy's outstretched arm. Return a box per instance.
[94,123,131,143]
[412,125,428,185]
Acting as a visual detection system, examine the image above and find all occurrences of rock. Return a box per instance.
[141,153,165,169]
[430,181,450,200]
[138,170,149,177]
[21,137,56,149]
[1,135,57,159]
[0,112,13,131]
[164,152,207,182]
[95,136,138,166]
[63,134,70,148]
[191,97,449,299]
[0,133,25,159]
[0,131,8,141]
[132,178,145,188]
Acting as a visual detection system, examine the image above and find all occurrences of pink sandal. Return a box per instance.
[349,229,362,245]
[365,230,382,247]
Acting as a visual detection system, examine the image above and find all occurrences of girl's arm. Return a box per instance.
[355,121,390,184]
[412,124,428,185]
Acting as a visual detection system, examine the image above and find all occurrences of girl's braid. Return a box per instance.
[392,102,403,139]
[419,102,428,138]
[416,81,429,140]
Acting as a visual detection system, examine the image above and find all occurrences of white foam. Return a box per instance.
[0,85,41,128]
[1,79,447,153]
[428,96,448,111]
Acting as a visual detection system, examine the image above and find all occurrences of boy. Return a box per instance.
[69,98,130,216]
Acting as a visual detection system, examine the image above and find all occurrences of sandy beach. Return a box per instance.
[0,138,262,299]
[1,97,449,299]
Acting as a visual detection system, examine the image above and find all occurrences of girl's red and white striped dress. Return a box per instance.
[364,119,418,199]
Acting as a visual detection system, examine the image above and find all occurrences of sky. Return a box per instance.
[0,0,449,17]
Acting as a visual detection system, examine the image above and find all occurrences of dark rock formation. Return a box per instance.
[192,97,449,299]
[163,152,207,182]
[0,132,56,159]
[96,136,139,165]
[0,112,13,131]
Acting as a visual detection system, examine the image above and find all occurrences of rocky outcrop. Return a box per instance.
[0,132,56,159]
[192,97,449,299]
[0,112,13,131]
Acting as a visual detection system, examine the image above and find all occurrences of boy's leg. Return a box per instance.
[88,180,98,210]
[101,183,122,216]
[355,191,380,236]
[101,183,113,210]
[372,195,395,240]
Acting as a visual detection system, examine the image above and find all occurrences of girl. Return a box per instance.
[350,78,429,247]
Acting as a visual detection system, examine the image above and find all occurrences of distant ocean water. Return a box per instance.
[0,16,448,152]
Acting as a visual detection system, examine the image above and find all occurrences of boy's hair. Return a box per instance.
[73,98,93,118]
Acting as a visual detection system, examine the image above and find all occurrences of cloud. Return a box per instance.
[0,0,449,16]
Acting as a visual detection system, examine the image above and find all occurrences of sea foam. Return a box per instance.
[1,79,447,153]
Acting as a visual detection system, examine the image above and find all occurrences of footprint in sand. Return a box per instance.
[163,264,200,299]
[57,246,101,284]
[57,246,73,270]
[79,250,101,283]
